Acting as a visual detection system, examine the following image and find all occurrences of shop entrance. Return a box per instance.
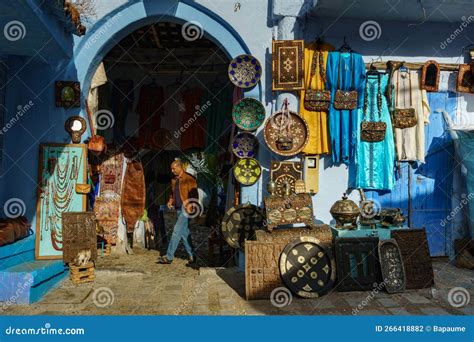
[89,21,236,264]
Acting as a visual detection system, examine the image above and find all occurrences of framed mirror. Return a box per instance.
[65,116,87,143]
[457,64,473,93]
[55,81,81,107]
[421,60,440,92]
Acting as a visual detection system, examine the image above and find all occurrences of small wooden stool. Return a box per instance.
[70,261,95,284]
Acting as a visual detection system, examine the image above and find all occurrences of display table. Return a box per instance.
[330,224,409,240]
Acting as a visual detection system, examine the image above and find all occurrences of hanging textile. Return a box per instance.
[299,42,333,155]
[180,88,206,150]
[121,159,146,232]
[135,83,164,148]
[110,79,134,145]
[162,84,185,150]
[87,62,107,131]
[326,51,366,164]
[392,69,430,162]
[201,84,233,153]
[351,74,396,190]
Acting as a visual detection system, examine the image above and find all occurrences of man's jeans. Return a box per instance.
[165,209,195,260]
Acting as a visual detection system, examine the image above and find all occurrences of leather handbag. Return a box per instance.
[85,99,107,154]
[360,74,387,143]
[393,69,417,129]
[0,216,31,246]
[361,121,387,142]
[304,51,330,111]
[75,183,91,194]
[334,53,358,110]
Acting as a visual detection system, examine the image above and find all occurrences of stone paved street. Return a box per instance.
[1,246,473,315]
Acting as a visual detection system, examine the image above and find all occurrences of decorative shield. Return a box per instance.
[232,132,259,158]
[228,54,262,88]
[272,40,304,91]
[264,110,309,156]
[233,157,261,186]
[55,81,80,107]
[279,236,336,298]
[221,203,265,249]
[232,98,266,131]
[378,239,406,293]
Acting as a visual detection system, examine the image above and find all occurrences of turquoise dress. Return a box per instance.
[326,52,366,164]
[351,74,396,190]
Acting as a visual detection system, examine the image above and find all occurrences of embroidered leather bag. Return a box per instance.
[393,69,417,129]
[360,74,387,143]
[304,51,331,111]
[334,53,358,110]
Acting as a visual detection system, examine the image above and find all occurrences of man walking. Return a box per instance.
[158,160,197,265]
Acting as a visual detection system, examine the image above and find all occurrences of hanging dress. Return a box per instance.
[352,74,396,190]
[326,52,366,164]
[135,83,164,149]
[180,88,206,151]
[392,69,430,162]
[299,42,333,155]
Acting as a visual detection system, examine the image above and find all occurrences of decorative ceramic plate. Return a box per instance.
[378,239,406,293]
[232,132,259,158]
[279,236,336,298]
[233,157,261,186]
[228,54,262,88]
[263,110,309,156]
[232,98,266,131]
[221,203,265,249]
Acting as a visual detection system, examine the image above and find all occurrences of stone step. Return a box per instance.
[0,259,68,304]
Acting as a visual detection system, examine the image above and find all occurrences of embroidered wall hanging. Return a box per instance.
[272,40,304,91]
[35,144,87,259]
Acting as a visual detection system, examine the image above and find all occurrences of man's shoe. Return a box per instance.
[158,256,172,264]
[186,255,196,266]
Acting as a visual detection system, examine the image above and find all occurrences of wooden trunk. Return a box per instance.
[245,225,332,300]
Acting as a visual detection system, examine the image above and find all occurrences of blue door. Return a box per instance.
[367,92,455,256]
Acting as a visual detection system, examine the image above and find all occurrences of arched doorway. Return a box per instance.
[73,1,258,263]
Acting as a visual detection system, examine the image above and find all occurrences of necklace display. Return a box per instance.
[43,150,83,250]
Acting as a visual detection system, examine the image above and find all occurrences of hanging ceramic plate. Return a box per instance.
[263,110,309,156]
[232,132,259,158]
[232,98,266,131]
[233,157,261,186]
[378,239,406,293]
[279,236,336,298]
[221,203,265,249]
[228,54,262,88]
